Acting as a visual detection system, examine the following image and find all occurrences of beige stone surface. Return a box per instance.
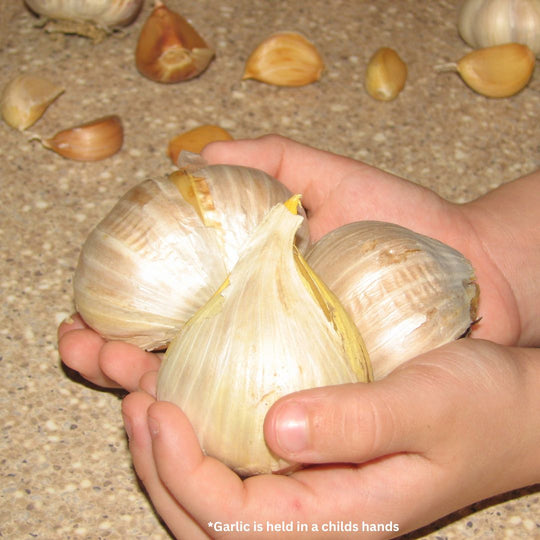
[1,1,538,538]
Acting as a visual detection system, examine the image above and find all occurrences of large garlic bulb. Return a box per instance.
[73,159,310,350]
[24,0,143,28]
[458,0,540,56]
[306,222,479,380]
[157,198,371,477]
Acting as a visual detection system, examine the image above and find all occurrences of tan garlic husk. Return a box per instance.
[458,0,540,57]
[135,0,214,83]
[243,32,324,86]
[1,74,64,131]
[365,47,408,101]
[306,221,479,380]
[37,114,124,161]
[168,125,233,165]
[157,197,371,477]
[24,0,143,40]
[74,155,310,350]
[436,42,535,97]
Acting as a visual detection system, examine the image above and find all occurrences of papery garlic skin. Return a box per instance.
[24,0,143,27]
[458,0,540,56]
[307,222,479,380]
[74,161,310,350]
[157,200,371,476]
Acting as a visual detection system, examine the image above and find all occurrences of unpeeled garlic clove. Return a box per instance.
[157,197,371,477]
[306,221,479,380]
[40,115,123,161]
[1,74,64,131]
[242,32,324,86]
[73,159,310,350]
[167,125,233,165]
[437,42,535,97]
[135,0,214,83]
[365,47,407,101]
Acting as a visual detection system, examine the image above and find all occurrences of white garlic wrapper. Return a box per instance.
[458,0,540,56]
[74,161,310,350]
[24,0,143,28]
[157,199,371,477]
[307,222,479,380]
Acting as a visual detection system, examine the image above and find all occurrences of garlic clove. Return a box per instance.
[157,197,371,476]
[458,0,540,57]
[306,221,479,380]
[437,43,535,97]
[40,115,123,161]
[167,125,233,165]
[365,47,407,101]
[74,160,310,350]
[1,74,64,131]
[135,0,214,83]
[242,32,324,86]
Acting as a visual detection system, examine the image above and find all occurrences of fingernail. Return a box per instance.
[275,402,308,454]
[148,415,160,438]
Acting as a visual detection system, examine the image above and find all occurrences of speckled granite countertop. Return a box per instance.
[1,1,539,538]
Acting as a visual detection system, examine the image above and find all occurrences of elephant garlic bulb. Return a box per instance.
[458,0,540,56]
[157,197,372,477]
[24,0,143,27]
[73,156,309,350]
[306,222,479,380]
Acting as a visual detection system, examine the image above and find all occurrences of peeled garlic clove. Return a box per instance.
[1,74,64,131]
[438,43,535,97]
[40,115,123,161]
[74,160,310,350]
[306,221,479,380]
[243,32,324,86]
[167,125,233,165]
[458,0,540,57]
[24,0,143,28]
[135,0,214,83]
[365,47,407,101]
[157,197,371,477]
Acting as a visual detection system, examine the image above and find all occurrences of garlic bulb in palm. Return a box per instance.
[306,221,479,380]
[157,198,371,476]
[74,158,310,350]
[458,0,540,56]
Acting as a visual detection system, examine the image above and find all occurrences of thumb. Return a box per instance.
[263,361,453,464]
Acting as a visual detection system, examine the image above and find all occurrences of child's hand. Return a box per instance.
[121,338,540,538]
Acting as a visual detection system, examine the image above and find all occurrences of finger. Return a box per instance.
[98,341,161,392]
[122,392,209,539]
[264,347,468,464]
[147,401,245,524]
[139,370,158,396]
[202,135,365,210]
[57,312,86,339]
[58,324,121,389]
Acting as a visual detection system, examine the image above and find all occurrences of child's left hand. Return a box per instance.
[120,338,540,539]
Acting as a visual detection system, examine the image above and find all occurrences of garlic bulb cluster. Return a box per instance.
[73,157,309,350]
[306,221,479,380]
[157,198,371,476]
[24,0,143,28]
[458,0,540,56]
